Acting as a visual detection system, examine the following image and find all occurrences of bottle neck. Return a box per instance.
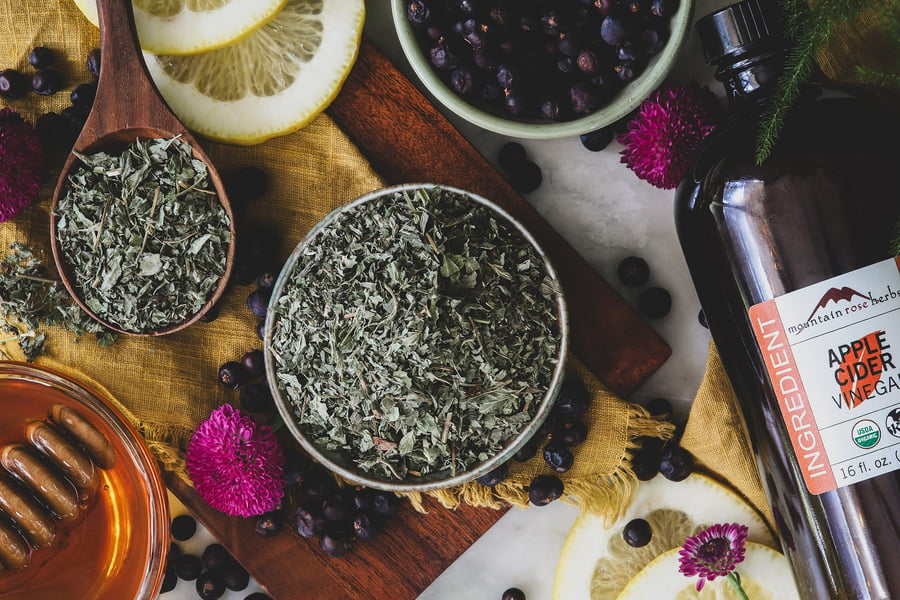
[715,51,786,115]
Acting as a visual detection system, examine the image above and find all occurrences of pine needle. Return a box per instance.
[755,0,894,164]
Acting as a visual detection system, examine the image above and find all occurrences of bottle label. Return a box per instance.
[749,257,900,494]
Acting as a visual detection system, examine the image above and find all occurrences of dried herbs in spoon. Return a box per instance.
[269,186,563,481]
[54,136,230,333]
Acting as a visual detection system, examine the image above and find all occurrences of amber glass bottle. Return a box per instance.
[676,1,900,598]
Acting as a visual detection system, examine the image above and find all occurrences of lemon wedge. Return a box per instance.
[72,0,288,55]
[618,542,800,599]
[553,473,776,600]
[142,0,364,145]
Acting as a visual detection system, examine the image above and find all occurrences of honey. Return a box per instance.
[0,368,167,599]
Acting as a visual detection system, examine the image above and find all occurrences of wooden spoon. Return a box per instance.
[49,0,235,336]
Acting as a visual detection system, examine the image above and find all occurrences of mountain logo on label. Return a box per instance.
[807,287,870,321]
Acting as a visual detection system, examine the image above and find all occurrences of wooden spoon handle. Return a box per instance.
[76,0,183,150]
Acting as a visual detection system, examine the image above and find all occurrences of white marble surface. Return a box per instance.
[163,1,735,599]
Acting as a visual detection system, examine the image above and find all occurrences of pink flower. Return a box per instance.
[186,404,285,517]
[0,108,45,222]
[679,523,749,593]
[619,83,722,189]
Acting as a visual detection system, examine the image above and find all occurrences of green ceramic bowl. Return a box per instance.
[264,183,569,492]
[391,1,695,139]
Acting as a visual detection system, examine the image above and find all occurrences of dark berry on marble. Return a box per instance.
[698,309,708,329]
[580,127,614,152]
[170,514,197,540]
[196,569,226,599]
[502,588,527,600]
[639,286,672,318]
[202,543,232,572]
[616,256,650,287]
[222,559,250,591]
[160,563,177,593]
[174,553,203,581]
[498,142,527,171]
[508,160,542,193]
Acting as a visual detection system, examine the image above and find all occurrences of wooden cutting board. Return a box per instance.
[168,38,671,600]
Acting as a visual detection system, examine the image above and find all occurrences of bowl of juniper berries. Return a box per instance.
[264,183,569,492]
[392,0,694,139]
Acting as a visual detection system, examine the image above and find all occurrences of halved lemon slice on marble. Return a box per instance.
[618,542,800,599]
[143,0,364,144]
[552,473,776,600]
[72,0,287,55]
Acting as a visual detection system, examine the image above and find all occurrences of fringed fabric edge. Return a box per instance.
[400,404,676,524]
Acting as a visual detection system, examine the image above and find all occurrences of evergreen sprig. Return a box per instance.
[756,0,899,164]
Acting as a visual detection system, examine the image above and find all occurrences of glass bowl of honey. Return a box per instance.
[0,362,169,599]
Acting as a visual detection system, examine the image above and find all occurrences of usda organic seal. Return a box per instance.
[852,419,881,449]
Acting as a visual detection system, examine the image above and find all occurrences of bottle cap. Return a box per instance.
[696,0,785,65]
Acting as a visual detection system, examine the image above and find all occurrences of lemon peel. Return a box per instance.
[142,0,364,145]
[71,0,288,55]
[553,473,776,600]
[618,542,800,600]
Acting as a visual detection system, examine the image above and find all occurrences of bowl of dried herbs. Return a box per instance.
[265,183,568,492]
[51,136,234,335]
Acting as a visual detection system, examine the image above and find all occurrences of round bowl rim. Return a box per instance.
[390,0,695,139]
[264,183,569,492]
[0,360,170,598]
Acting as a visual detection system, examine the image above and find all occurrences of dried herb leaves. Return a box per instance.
[269,187,563,481]
[0,243,116,360]
[54,136,230,333]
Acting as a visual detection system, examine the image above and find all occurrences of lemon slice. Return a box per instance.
[142,0,364,145]
[553,473,776,600]
[72,0,288,55]
[618,542,800,599]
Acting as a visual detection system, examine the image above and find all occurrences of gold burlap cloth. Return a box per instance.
[1,0,774,526]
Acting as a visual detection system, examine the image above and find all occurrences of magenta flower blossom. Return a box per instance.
[618,82,722,190]
[186,404,285,517]
[0,108,45,222]
[679,523,749,596]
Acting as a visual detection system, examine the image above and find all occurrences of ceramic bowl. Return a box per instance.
[0,362,169,599]
[391,0,695,139]
[264,183,569,492]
